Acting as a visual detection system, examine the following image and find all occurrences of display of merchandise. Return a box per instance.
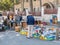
[19,22,57,41]
[32,25,56,41]
[20,30,27,35]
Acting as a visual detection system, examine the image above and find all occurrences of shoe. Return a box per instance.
[30,37,33,38]
[26,37,30,39]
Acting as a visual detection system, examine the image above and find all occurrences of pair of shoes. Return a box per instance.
[26,37,30,39]
[30,37,33,38]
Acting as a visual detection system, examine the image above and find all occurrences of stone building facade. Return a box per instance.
[14,0,60,12]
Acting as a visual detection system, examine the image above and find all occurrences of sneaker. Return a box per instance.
[26,37,30,39]
[30,37,33,38]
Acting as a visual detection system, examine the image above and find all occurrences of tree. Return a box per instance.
[22,0,24,11]
[11,0,20,4]
[16,0,20,4]
[0,0,13,10]
[20,0,24,11]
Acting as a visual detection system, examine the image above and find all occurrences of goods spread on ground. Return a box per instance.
[20,25,57,41]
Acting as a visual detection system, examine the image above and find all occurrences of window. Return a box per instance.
[34,0,36,1]
[26,0,28,2]
[24,0,26,2]
[34,8,36,12]
[25,8,28,10]
[37,7,39,12]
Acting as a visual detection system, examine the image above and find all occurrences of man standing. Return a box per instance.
[15,9,22,26]
[27,14,35,38]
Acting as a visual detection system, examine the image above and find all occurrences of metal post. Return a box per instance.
[56,28,59,40]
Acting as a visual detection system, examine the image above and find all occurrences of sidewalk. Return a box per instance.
[0,30,60,45]
[52,40,60,44]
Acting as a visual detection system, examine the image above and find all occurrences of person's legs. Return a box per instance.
[27,25,31,38]
[18,21,20,26]
[30,25,34,38]
[20,21,22,30]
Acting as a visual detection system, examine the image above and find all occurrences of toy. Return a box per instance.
[44,37,47,40]
[40,35,45,40]
[50,19,53,24]
[26,32,28,36]
[46,35,56,41]
[42,22,47,25]
[50,27,54,31]
[20,30,27,35]
[52,16,58,24]
[32,33,40,38]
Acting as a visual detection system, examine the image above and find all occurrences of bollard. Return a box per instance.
[56,28,59,40]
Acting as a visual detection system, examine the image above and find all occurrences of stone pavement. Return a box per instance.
[0,30,60,45]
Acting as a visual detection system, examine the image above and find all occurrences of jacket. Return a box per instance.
[27,15,35,25]
[15,15,22,22]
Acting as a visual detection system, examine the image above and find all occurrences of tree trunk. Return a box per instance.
[29,0,33,12]
[21,0,24,11]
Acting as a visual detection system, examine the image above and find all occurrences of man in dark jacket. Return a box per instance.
[15,15,22,26]
[27,14,35,38]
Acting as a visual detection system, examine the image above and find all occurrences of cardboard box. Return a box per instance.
[15,26,20,32]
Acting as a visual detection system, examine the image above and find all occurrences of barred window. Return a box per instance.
[34,0,36,1]
[26,0,28,2]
